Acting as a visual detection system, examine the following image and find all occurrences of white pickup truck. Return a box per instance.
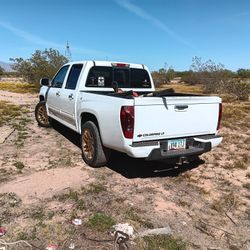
[35,61,222,167]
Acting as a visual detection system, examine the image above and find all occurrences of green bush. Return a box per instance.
[136,235,186,250]
[10,48,68,84]
[88,212,116,232]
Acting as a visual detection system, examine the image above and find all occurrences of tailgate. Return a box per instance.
[133,96,221,142]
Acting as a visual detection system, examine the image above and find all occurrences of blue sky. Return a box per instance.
[0,0,249,71]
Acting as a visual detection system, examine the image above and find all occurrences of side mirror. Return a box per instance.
[40,78,50,86]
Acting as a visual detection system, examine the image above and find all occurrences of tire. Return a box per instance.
[35,101,50,127]
[81,121,110,167]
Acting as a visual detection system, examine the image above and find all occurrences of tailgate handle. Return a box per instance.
[175,105,188,111]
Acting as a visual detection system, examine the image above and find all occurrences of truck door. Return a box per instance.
[59,64,84,130]
[47,65,70,120]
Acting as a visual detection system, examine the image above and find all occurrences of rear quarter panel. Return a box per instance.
[77,92,134,152]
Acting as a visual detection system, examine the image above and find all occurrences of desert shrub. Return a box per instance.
[0,66,4,76]
[10,48,68,84]
[237,68,250,78]
[222,80,250,101]
[182,57,234,93]
[152,68,175,87]
[181,70,200,85]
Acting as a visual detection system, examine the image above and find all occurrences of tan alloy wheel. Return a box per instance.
[37,105,49,125]
[82,128,95,160]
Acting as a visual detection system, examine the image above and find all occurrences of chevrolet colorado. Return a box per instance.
[35,61,222,167]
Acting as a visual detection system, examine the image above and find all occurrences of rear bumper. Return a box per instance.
[146,141,211,161]
[125,134,222,160]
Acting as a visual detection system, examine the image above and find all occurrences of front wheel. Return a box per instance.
[81,121,110,167]
[35,101,50,127]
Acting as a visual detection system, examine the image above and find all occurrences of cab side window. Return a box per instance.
[51,65,69,88]
[65,64,83,90]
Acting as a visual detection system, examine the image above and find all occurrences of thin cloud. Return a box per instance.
[234,11,250,17]
[113,0,191,47]
[0,21,110,57]
[0,21,62,48]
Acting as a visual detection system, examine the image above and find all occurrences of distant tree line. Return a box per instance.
[236,68,250,78]
[152,56,250,101]
[4,49,250,100]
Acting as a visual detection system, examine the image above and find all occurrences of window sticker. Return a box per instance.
[98,76,105,86]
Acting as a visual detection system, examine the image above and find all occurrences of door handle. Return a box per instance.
[175,105,188,111]
[68,93,74,100]
[56,91,60,97]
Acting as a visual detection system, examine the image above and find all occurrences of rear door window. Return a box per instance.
[65,64,83,90]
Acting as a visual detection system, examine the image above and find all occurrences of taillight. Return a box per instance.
[120,106,134,139]
[217,103,222,130]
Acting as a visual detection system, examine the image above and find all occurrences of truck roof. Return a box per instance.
[65,60,147,69]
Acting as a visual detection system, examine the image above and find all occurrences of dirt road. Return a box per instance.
[0,90,249,250]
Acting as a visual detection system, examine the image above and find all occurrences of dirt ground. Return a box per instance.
[0,90,249,250]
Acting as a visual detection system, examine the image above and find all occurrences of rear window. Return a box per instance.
[86,66,151,88]
[131,68,151,88]
[86,66,112,87]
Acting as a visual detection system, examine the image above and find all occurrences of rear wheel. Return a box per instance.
[81,121,110,167]
[35,101,50,127]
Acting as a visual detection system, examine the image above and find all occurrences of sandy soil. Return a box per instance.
[0,90,37,105]
[0,90,249,250]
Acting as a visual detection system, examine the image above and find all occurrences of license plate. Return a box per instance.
[168,139,186,151]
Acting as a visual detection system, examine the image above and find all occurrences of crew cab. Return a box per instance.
[35,61,223,167]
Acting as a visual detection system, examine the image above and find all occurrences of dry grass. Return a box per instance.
[243,182,250,189]
[211,192,237,213]
[233,160,248,170]
[222,102,250,130]
[0,82,39,94]
[0,101,26,126]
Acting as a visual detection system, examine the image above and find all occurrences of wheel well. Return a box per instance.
[81,113,99,130]
[39,95,45,102]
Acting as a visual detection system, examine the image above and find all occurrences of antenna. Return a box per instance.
[65,40,72,61]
